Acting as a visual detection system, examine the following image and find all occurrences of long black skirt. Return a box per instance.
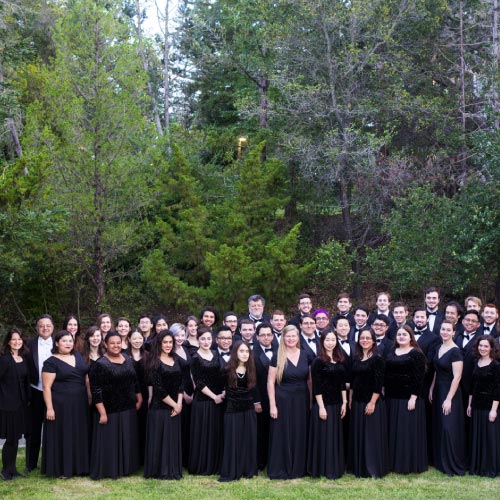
[348,400,389,478]
[181,401,192,468]
[267,384,309,479]
[144,408,182,479]
[41,393,90,478]
[188,399,223,475]
[386,397,428,473]
[90,408,139,479]
[307,403,345,479]
[469,408,500,477]
[219,409,257,481]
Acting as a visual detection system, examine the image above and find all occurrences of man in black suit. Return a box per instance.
[239,295,271,330]
[424,286,444,335]
[445,301,464,335]
[299,314,319,360]
[371,314,392,358]
[481,303,499,338]
[288,293,313,329]
[253,323,276,470]
[330,292,355,328]
[270,309,286,342]
[388,301,410,340]
[349,305,370,343]
[25,314,54,472]
[236,319,257,348]
[222,311,239,336]
[215,326,233,367]
[368,292,394,326]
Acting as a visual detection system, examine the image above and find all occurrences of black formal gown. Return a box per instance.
[219,372,257,481]
[384,348,428,473]
[348,355,389,478]
[267,350,310,479]
[188,352,226,475]
[307,358,347,479]
[469,360,500,477]
[131,354,148,466]
[432,347,466,476]
[89,355,139,479]
[0,354,29,479]
[176,347,194,468]
[144,358,183,479]
[41,353,90,478]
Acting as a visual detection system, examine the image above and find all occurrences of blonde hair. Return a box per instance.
[276,325,300,384]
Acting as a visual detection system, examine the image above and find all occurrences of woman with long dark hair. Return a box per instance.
[219,341,258,481]
[0,328,30,481]
[467,334,500,476]
[116,317,131,352]
[307,330,347,479]
[79,326,105,367]
[385,325,427,473]
[144,330,183,479]
[62,315,80,348]
[41,330,90,478]
[347,327,389,478]
[267,325,311,479]
[89,332,142,479]
[188,326,226,475]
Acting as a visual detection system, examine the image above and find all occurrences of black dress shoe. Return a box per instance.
[0,471,13,481]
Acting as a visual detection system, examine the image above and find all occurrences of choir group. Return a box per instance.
[1,287,500,482]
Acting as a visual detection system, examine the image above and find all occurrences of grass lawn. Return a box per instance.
[1,463,499,500]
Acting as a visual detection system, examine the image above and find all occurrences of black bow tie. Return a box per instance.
[340,340,349,345]
[376,339,382,344]
[264,348,273,353]
[464,334,470,340]
[484,326,490,332]
[307,338,316,344]
[427,311,437,316]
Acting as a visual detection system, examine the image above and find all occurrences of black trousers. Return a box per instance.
[2,438,19,476]
[25,389,45,470]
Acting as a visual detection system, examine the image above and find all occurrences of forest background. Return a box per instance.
[1,0,500,334]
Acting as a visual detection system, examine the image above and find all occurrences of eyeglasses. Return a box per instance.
[315,316,328,321]
[372,322,387,327]
[217,337,232,341]
[258,333,274,337]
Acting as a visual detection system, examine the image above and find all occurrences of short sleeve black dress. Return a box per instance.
[41,353,90,478]
[144,358,183,479]
[267,350,310,479]
[384,348,428,473]
[348,354,389,478]
[188,352,226,475]
[89,354,139,479]
[432,347,466,476]
[469,359,500,477]
[307,358,347,479]
[219,372,258,481]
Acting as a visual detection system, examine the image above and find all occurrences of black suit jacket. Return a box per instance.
[454,331,479,395]
[375,336,393,359]
[330,312,355,328]
[415,328,440,363]
[26,337,41,386]
[479,322,499,338]
[299,333,320,360]
[253,344,276,408]
[0,354,31,410]
[426,310,445,335]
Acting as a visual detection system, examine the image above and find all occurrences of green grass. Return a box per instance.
[1,464,500,500]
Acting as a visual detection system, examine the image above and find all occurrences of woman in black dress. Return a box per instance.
[171,323,194,467]
[62,315,80,348]
[348,327,389,478]
[219,341,258,481]
[0,328,30,481]
[385,325,428,473]
[96,313,113,337]
[429,320,466,476]
[79,326,105,367]
[307,330,347,479]
[467,334,500,476]
[144,330,183,479]
[267,325,311,479]
[89,332,142,479]
[188,326,226,475]
[184,316,200,356]
[127,327,149,465]
[116,317,131,352]
[41,330,90,478]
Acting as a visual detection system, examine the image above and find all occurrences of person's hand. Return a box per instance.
[254,403,262,413]
[489,409,497,423]
[365,402,375,415]
[442,399,452,415]
[99,413,108,425]
[466,405,472,418]
[428,389,433,404]
[213,394,224,404]
[407,398,416,412]
[46,409,55,421]
[319,407,327,420]
[183,393,193,405]
[340,402,347,419]
[270,405,278,419]
[136,399,142,411]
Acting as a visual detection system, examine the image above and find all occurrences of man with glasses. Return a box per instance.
[313,309,330,335]
[215,326,233,367]
[253,323,276,470]
[222,311,239,336]
[25,314,54,473]
[299,314,319,359]
[288,293,313,328]
[371,314,392,358]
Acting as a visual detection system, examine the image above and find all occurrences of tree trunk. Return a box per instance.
[164,0,170,134]
[492,0,499,130]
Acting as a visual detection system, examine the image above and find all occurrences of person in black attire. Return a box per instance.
[144,330,183,479]
[25,314,54,473]
[330,293,355,328]
[89,332,142,479]
[238,295,271,330]
[0,329,30,481]
[388,301,410,340]
[347,327,389,478]
[481,303,499,338]
[299,314,319,360]
[288,293,313,329]
[385,325,428,473]
[424,286,444,335]
[253,323,276,470]
[445,301,464,336]
[371,314,392,358]
[467,335,500,476]
[219,341,258,481]
[350,305,370,343]
[307,331,347,479]
[216,326,233,367]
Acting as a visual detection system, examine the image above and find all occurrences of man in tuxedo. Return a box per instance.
[368,292,394,325]
[253,323,276,470]
[371,314,392,358]
[299,314,319,359]
[465,296,482,312]
[388,301,409,340]
[270,309,286,340]
[350,305,370,342]
[239,295,270,330]
[424,286,444,335]
[312,308,330,335]
[25,314,54,472]
[330,293,355,327]
[445,301,464,335]
[222,311,239,336]
[288,293,313,328]
[215,326,233,367]
[481,303,499,338]
[336,317,355,359]
[237,319,257,348]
